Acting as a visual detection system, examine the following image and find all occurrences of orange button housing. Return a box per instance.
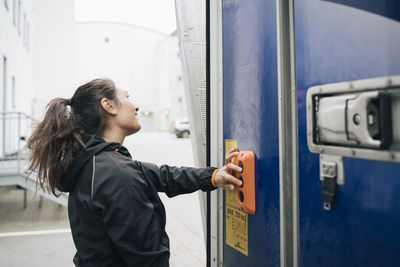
[235,151,256,215]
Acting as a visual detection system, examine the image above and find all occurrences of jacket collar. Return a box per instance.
[59,135,131,192]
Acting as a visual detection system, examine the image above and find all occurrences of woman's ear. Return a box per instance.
[100,98,118,115]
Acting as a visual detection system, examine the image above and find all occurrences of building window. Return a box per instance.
[12,0,16,25]
[2,56,7,112]
[4,0,9,10]
[11,76,16,109]
[17,0,21,35]
[26,22,30,50]
[23,13,26,46]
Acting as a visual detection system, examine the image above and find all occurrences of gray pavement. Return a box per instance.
[0,131,206,267]
[0,187,75,267]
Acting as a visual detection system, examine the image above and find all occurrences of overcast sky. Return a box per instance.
[75,0,177,34]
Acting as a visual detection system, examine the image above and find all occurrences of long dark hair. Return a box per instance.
[27,78,119,196]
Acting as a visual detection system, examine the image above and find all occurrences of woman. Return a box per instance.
[27,78,242,267]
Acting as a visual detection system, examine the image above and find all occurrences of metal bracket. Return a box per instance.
[320,154,344,210]
[320,154,344,185]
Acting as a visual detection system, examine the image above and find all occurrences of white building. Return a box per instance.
[0,0,74,157]
[1,1,185,139]
[31,0,75,118]
[75,22,186,131]
[156,30,188,131]
[0,0,34,116]
[0,0,74,119]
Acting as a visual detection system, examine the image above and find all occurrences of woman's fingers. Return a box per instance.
[220,183,235,191]
[226,163,242,174]
[226,147,237,155]
[218,171,242,188]
[225,150,239,164]
[215,149,244,191]
[215,168,243,190]
[222,173,242,187]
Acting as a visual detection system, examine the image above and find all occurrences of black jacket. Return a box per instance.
[60,135,217,267]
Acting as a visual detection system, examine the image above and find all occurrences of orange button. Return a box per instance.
[235,151,256,215]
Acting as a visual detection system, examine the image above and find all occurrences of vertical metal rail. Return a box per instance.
[174,0,208,169]
[2,57,7,159]
[277,0,299,267]
[209,0,224,266]
[1,112,4,158]
[206,1,211,266]
[17,112,21,172]
[174,0,211,264]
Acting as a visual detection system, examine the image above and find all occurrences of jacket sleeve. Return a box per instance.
[99,175,170,267]
[138,161,217,197]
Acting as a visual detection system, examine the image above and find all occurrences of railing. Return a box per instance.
[0,111,68,207]
[0,111,38,174]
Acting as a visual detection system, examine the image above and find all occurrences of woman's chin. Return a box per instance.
[131,124,141,135]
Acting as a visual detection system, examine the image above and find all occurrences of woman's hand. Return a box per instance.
[214,148,243,190]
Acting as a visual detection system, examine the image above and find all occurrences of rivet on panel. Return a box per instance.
[353,113,361,125]
[323,202,331,211]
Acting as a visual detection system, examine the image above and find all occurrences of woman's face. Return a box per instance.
[113,88,141,135]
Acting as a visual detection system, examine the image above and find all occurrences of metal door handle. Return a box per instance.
[315,90,392,149]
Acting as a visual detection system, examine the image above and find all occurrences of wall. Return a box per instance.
[156,31,187,131]
[0,0,34,115]
[0,0,74,156]
[75,22,185,131]
[32,0,75,118]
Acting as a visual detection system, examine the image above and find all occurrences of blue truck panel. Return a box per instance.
[295,1,400,266]
[222,0,280,266]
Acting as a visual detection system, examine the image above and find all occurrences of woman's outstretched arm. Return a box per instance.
[137,148,243,197]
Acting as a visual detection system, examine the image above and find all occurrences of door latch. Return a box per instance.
[307,76,400,162]
[315,90,392,149]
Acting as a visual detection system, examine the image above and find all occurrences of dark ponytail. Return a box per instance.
[27,78,118,196]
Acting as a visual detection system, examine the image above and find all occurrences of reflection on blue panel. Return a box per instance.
[324,0,400,22]
[222,0,280,266]
[296,0,400,266]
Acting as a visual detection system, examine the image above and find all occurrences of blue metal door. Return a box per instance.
[295,1,400,266]
[222,0,280,266]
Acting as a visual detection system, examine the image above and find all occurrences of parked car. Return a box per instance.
[173,119,190,138]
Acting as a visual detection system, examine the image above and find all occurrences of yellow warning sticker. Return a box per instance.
[225,187,237,208]
[226,205,248,256]
[225,139,248,256]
